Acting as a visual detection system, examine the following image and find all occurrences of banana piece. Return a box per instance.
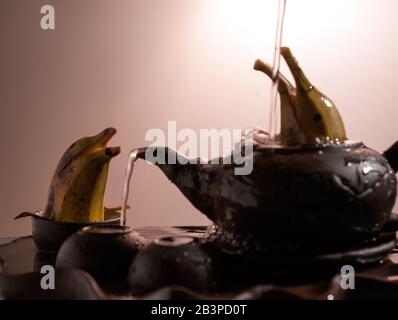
[52,128,117,181]
[280,47,347,144]
[254,59,304,146]
[52,148,120,223]
[44,128,120,222]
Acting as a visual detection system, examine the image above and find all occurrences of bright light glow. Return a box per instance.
[203,0,358,58]
[203,0,277,58]
[283,0,358,43]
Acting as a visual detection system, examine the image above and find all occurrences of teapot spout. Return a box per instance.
[384,142,398,172]
[137,146,217,221]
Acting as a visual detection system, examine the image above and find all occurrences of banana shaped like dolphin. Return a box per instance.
[254,47,347,146]
[280,47,347,144]
[44,128,120,222]
[253,59,304,145]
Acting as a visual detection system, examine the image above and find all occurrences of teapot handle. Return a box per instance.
[384,141,398,172]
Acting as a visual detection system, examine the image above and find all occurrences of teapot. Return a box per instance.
[136,137,398,247]
[135,48,398,249]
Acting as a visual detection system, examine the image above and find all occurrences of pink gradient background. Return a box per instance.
[1,0,398,237]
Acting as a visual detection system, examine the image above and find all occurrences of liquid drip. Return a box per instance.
[268,0,287,143]
[121,149,140,226]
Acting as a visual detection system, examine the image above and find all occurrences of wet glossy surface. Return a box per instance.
[56,225,144,281]
[14,210,121,252]
[1,225,398,300]
[0,226,207,276]
[141,139,397,249]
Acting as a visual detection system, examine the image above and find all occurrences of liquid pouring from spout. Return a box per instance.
[121,148,145,226]
[121,146,217,223]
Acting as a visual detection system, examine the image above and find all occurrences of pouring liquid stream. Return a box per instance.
[268,0,287,144]
[121,149,139,226]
